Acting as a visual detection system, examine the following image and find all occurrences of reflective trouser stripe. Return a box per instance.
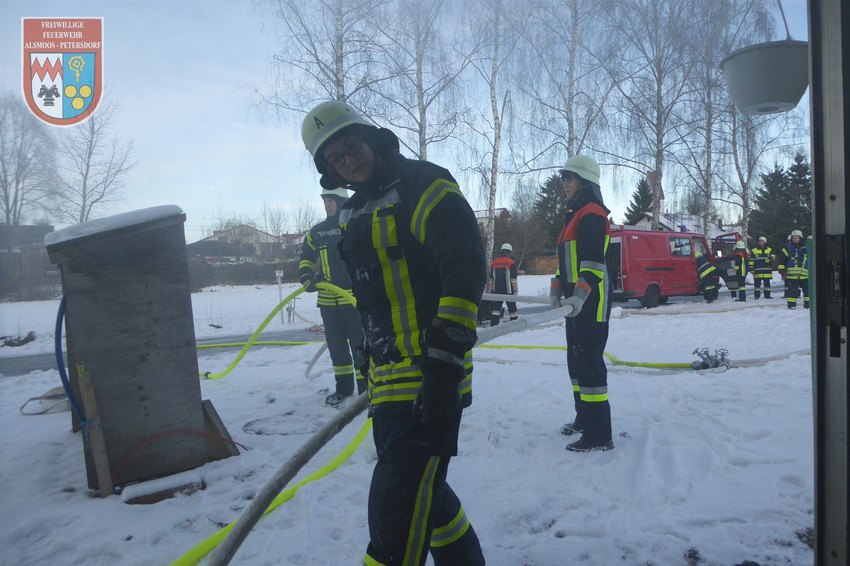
[430,506,471,548]
[403,457,441,566]
[333,364,354,376]
[571,378,580,392]
[363,554,387,566]
[580,386,608,403]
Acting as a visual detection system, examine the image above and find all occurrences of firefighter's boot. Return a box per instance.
[566,402,612,452]
[326,376,354,406]
[560,422,584,436]
[754,290,760,299]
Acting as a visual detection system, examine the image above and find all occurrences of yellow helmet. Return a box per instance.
[301,101,370,157]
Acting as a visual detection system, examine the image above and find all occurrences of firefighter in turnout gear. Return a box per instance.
[748,236,775,299]
[490,243,518,325]
[779,229,809,309]
[299,188,367,406]
[554,155,613,452]
[302,100,486,566]
[730,240,749,301]
[695,251,719,303]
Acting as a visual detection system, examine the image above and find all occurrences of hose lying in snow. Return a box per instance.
[199,283,355,380]
[204,300,578,566]
[304,342,330,379]
[200,286,307,379]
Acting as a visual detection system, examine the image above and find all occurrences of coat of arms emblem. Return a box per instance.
[22,18,103,127]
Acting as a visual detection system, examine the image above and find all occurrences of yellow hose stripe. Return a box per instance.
[170,418,373,566]
[197,341,319,349]
[198,283,355,380]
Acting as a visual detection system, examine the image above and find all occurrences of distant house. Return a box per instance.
[627,213,741,240]
[187,225,299,264]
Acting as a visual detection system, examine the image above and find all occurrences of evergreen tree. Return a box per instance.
[785,152,813,237]
[532,173,570,251]
[750,153,812,251]
[623,178,654,225]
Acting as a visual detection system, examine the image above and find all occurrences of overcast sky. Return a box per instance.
[0,0,810,243]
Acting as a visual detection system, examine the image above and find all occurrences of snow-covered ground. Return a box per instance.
[0,275,814,565]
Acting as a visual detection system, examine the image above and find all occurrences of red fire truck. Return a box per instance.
[607,227,718,308]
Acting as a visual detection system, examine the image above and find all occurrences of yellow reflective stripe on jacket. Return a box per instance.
[368,354,473,405]
[372,206,421,358]
[403,456,440,566]
[320,246,331,282]
[410,179,462,245]
[430,506,471,548]
[369,359,423,405]
[563,241,580,282]
[437,296,478,331]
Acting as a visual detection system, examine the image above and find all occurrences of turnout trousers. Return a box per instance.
[565,314,612,444]
[320,305,366,396]
[786,278,810,309]
[364,410,485,566]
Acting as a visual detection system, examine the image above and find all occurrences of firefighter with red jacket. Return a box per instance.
[748,236,775,299]
[301,101,485,566]
[553,155,613,452]
[299,188,366,406]
[490,242,518,325]
[779,229,809,309]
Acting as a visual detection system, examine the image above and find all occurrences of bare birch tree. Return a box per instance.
[716,106,800,240]
[260,0,392,115]
[671,0,773,238]
[0,93,56,230]
[365,0,471,159]
[512,0,619,171]
[603,0,696,229]
[53,103,134,224]
[463,0,520,267]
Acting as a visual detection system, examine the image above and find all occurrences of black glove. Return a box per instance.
[413,320,476,422]
[354,340,371,379]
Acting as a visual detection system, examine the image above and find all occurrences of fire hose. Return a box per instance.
[202,286,577,566]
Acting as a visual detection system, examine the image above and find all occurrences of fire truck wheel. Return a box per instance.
[641,285,661,308]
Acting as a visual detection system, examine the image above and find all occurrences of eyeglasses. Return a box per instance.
[325,138,364,171]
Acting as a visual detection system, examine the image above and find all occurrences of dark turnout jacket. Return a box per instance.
[338,140,486,415]
[299,214,355,307]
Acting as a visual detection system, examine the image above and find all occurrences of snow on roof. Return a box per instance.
[44,205,184,249]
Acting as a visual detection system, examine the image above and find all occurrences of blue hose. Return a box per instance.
[55,294,86,424]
